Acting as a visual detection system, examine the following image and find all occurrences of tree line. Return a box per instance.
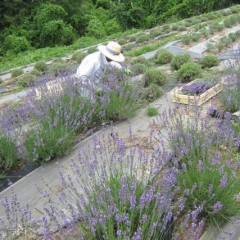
[0,0,237,56]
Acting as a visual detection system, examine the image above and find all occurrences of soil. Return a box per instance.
[0,160,38,192]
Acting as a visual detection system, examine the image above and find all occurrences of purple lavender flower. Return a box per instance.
[181,81,213,95]
[220,175,228,188]
[213,201,223,213]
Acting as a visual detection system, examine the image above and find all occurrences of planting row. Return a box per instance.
[2,104,240,239]
[0,63,174,177]
[181,13,240,46]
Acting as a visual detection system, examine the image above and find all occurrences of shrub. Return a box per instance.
[206,42,215,52]
[143,83,164,102]
[135,34,150,43]
[144,68,167,87]
[0,134,18,172]
[154,49,173,65]
[171,54,191,70]
[123,43,134,51]
[39,20,75,47]
[34,3,67,28]
[131,63,147,75]
[130,57,151,66]
[217,42,226,52]
[171,24,178,31]
[87,47,97,54]
[176,151,240,226]
[177,62,202,83]
[0,78,3,84]
[230,6,240,13]
[3,35,31,55]
[219,86,240,113]
[202,30,210,38]
[50,62,71,75]
[200,55,220,68]
[87,18,106,39]
[149,29,162,38]
[177,25,187,31]
[146,107,159,116]
[17,74,37,88]
[101,81,138,121]
[182,34,192,45]
[11,68,24,78]
[84,173,171,239]
[104,18,122,35]
[24,121,74,163]
[30,69,42,76]
[71,51,87,63]
[34,61,47,72]
[191,33,200,42]
[224,18,234,28]
[162,24,170,31]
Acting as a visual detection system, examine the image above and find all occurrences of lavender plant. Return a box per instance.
[0,133,18,173]
[24,121,75,162]
[181,81,213,95]
[1,129,174,240]
[219,60,240,113]
[158,108,240,238]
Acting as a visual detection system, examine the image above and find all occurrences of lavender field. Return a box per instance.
[1,5,240,240]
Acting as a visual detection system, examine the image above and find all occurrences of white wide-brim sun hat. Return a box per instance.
[98,41,125,62]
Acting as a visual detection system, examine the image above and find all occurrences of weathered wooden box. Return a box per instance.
[172,81,223,106]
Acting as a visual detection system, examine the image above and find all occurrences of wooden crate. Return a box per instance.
[171,81,223,106]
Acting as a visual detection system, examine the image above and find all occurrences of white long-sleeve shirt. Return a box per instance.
[76,51,108,81]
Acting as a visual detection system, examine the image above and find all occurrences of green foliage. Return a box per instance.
[0,78,3,84]
[154,49,173,65]
[171,54,192,71]
[87,47,98,54]
[103,83,137,121]
[83,174,167,240]
[30,69,42,77]
[147,106,159,117]
[117,39,127,45]
[34,61,47,72]
[11,68,24,78]
[177,154,240,226]
[39,20,75,47]
[219,85,240,113]
[71,51,87,63]
[17,74,37,88]
[144,83,164,102]
[50,62,71,75]
[135,34,150,43]
[34,3,67,28]
[200,55,220,68]
[149,29,162,38]
[87,18,106,38]
[104,18,122,35]
[24,122,74,163]
[0,134,18,172]
[130,57,151,66]
[144,68,167,87]
[182,34,192,45]
[3,35,31,55]
[191,33,200,42]
[177,62,202,83]
[131,63,147,75]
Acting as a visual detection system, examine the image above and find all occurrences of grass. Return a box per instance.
[125,35,180,57]
[146,107,159,117]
